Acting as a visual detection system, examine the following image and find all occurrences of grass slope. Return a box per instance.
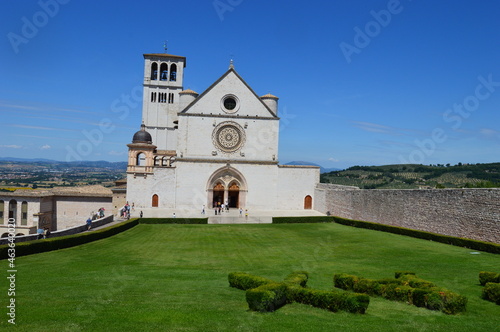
[5,223,500,331]
[321,163,500,189]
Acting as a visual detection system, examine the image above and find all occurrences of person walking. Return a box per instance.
[86,217,92,230]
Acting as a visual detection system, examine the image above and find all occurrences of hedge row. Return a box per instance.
[332,216,500,254]
[272,216,335,224]
[287,285,369,314]
[229,271,369,314]
[479,271,500,305]
[0,218,139,259]
[228,272,275,290]
[138,218,208,224]
[334,272,467,315]
[479,271,500,286]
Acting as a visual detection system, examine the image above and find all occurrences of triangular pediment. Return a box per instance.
[180,68,277,118]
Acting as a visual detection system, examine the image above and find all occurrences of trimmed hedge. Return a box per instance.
[287,285,369,314]
[246,283,288,312]
[283,271,309,287]
[139,218,208,224]
[479,271,500,286]
[229,271,369,314]
[0,218,139,259]
[272,216,336,224]
[482,283,500,305]
[334,272,467,315]
[332,216,500,254]
[228,272,275,290]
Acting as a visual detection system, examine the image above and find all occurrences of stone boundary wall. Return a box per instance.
[315,183,500,244]
[0,215,114,245]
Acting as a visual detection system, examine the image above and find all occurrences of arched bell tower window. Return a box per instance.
[170,64,177,81]
[136,153,146,166]
[160,63,168,81]
[151,62,158,80]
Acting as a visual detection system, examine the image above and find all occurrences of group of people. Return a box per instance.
[120,202,133,219]
[36,227,51,239]
[213,203,230,215]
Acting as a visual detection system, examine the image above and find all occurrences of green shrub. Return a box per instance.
[332,216,500,254]
[283,271,309,287]
[395,271,416,279]
[287,285,369,314]
[272,216,335,224]
[246,283,288,312]
[334,272,467,314]
[333,273,359,290]
[230,271,369,314]
[0,219,139,259]
[398,274,436,289]
[479,271,500,286]
[482,283,500,305]
[138,218,208,224]
[228,272,274,290]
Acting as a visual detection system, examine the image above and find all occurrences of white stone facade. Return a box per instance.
[126,53,319,213]
[0,186,112,236]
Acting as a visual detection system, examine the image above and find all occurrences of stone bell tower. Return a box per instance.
[142,53,186,150]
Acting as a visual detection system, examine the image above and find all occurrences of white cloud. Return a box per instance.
[328,157,339,162]
[41,145,51,150]
[0,145,22,149]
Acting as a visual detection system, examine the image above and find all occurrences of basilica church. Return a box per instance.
[126,53,319,212]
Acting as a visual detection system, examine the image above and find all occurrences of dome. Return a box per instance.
[132,124,152,144]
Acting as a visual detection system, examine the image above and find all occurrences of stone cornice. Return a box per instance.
[176,158,279,165]
[178,112,279,121]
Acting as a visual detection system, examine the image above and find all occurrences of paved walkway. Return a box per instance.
[89,209,325,231]
[128,208,325,224]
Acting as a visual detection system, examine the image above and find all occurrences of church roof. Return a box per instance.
[260,93,279,99]
[143,54,186,67]
[179,89,199,95]
[180,68,278,118]
[132,124,152,144]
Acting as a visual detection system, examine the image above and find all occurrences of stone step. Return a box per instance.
[208,215,272,224]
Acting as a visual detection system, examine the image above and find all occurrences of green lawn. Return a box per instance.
[4,223,500,331]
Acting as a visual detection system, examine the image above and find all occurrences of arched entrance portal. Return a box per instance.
[212,183,225,207]
[228,182,239,208]
[207,165,247,209]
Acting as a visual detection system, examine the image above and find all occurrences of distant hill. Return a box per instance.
[320,163,500,189]
[0,157,127,170]
[284,161,341,174]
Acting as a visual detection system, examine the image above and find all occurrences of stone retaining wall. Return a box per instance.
[0,215,114,245]
[315,183,500,244]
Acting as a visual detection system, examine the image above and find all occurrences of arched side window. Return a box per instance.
[170,64,177,81]
[9,200,17,221]
[151,62,158,80]
[136,153,146,166]
[160,63,168,81]
[152,194,159,208]
[0,200,4,223]
[21,201,28,225]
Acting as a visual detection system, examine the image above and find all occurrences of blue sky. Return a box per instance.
[0,0,499,169]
